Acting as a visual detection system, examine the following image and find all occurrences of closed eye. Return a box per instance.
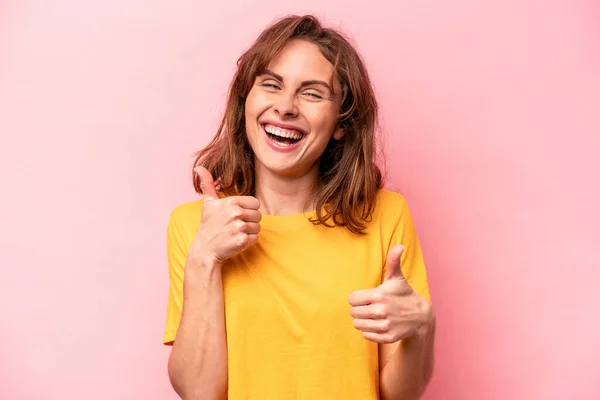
[304,92,323,99]
[261,83,281,90]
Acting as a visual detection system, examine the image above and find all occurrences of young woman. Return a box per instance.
[163,14,435,400]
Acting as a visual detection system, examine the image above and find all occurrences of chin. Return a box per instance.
[256,159,304,177]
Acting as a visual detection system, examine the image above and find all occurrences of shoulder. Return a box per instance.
[169,199,204,222]
[374,189,410,217]
[167,199,204,243]
[370,189,418,232]
[375,189,408,207]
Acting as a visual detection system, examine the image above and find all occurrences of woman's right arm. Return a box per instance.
[168,254,228,400]
[166,166,261,400]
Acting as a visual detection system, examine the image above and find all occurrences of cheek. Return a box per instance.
[245,89,271,117]
[244,91,256,117]
[304,107,338,135]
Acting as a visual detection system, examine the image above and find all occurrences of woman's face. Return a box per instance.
[244,39,343,179]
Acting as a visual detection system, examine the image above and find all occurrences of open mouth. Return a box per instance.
[263,123,305,146]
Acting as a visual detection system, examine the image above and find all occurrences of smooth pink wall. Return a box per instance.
[1,1,599,399]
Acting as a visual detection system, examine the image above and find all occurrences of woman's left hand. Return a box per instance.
[348,245,435,344]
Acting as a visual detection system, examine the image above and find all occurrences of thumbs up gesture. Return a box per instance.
[348,245,434,343]
[188,166,262,266]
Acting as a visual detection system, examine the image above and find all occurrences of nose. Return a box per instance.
[273,91,299,118]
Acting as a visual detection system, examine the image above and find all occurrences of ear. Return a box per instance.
[332,126,344,140]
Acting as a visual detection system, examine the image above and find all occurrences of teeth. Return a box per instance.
[264,124,303,140]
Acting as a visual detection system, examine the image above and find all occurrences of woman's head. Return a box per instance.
[193,15,383,234]
[244,38,345,181]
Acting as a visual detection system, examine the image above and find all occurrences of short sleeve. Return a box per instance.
[383,195,432,302]
[163,210,189,345]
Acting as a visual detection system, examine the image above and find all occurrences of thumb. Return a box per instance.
[384,244,405,281]
[194,166,219,201]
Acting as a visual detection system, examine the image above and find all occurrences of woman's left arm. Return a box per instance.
[349,244,436,399]
[378,316,436,399]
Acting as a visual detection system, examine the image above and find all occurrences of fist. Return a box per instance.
[349,245,434,343]
[188,166,262,264]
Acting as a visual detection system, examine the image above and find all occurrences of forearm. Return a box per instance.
[168,258,228,400]
[379,321,435,400]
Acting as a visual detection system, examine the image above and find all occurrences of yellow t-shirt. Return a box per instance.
[163,189,431,399]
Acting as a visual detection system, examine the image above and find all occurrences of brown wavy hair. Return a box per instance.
[192,14,384,234]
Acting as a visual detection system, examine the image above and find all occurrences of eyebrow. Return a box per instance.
[260,69,334,94]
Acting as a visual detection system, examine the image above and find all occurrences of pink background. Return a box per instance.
[1,0,599,399]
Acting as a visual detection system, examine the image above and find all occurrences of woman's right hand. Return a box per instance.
[188,166,262,267]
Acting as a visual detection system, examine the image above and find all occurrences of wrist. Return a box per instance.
[411,300,436,341]
[186,251,222,276]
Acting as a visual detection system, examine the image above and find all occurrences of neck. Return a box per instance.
[254,163,320,216]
